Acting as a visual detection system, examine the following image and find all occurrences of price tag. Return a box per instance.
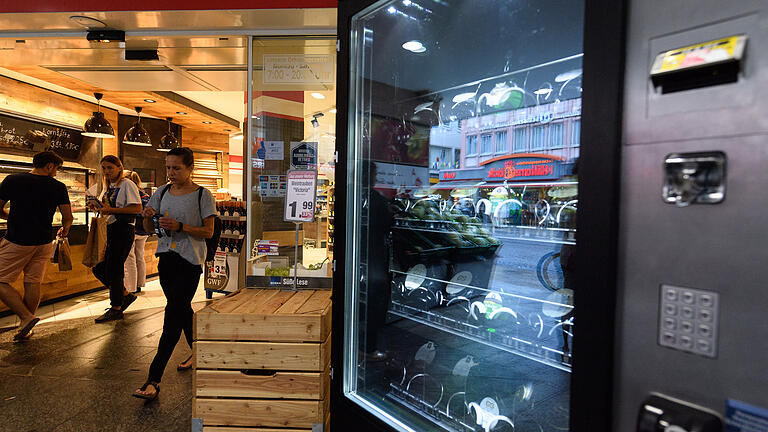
[284,170,317,223]
[212,252,227,277]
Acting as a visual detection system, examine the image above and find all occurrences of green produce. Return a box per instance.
[265,266,291,276]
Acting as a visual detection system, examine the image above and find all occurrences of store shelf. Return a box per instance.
[387,384,477,432]
[388,297,572,373]
[219,215,247,221]
[393,221,575,245]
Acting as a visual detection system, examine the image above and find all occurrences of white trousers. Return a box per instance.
[124,234,149,293]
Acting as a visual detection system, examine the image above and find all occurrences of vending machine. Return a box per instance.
[331,0,623,430]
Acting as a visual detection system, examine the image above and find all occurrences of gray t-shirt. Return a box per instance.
[147,185,217,266]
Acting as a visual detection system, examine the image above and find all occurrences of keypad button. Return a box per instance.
[662,332,676,345]
[698,324,712,338]
[699,294,714,308]
[699,308,713,322]
[664,304,678,316]
[682,291,695,304]
[680,336,693,349]
[664,288,679,301]
[681,306,694,319]
[697,339,711,353]
[663,317,677,330]
[681,321,694,333]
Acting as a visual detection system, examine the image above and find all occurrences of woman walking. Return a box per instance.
[133,147,216,400]
[123,171,150,294]
[90,155,142,323]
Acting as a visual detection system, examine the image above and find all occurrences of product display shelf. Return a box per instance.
[388,299,572,373]
[220,215,247,222]
[387,384,477,432]
[193,288,332,432]
[327,184,335,253]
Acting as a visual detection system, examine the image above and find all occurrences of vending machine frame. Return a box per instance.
[330,0,628,430]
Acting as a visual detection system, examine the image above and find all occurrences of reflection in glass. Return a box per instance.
[345,0,584,430]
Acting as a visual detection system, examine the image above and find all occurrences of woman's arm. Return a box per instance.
[159,215,215,239]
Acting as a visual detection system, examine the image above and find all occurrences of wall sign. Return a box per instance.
[264,140,284,160]
[284,170,317,223]
[263,54,335,84]
[0,112,84,161]
[439,154,567,183]
[290,141,318,169]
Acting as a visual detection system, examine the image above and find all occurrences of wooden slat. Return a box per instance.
[275,290,313,314]
[248,290,296,315]
[296,290,332,314]
[194,399,325,429]
[229,290,278,314]
[195,370,324,400]
[195,337,330,371]
[203,428,308,432]
[210,290,262,314]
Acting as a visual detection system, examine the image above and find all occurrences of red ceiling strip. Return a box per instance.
[0,0,337,13]
[253,111,304,123]
[252,91,305,103]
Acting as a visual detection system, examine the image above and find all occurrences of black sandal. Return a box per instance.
[132,381,160,400]
[177,354,193,371]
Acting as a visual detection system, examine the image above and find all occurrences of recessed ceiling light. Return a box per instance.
[402,40,426,53]
[311,93,325,100]
[387,6,397,13]
[202,121,212,124]
[144,99,156,103]
[403,0,412,5]
[330,109,337,114]
[223,129,232,132]
[176,111,187,115]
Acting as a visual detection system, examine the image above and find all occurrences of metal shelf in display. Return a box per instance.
[219,215,247,221]
[220,233,245,239]
[388,298,572,373]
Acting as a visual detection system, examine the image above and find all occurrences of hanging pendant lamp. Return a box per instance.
[123,107,152,146]
[82,93,115,138]
[158,117,180,152]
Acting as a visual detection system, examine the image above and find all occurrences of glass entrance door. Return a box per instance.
[343,1,584,431]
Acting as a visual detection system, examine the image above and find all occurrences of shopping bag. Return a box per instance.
[51,239,60,264]
[82,216,107,268]
[57,237,72,271]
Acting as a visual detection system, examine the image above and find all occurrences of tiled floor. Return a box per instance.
[0,276,222,432]
[0,276,211,328]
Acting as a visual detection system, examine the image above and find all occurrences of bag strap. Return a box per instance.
[197,187,205,224]
[157,184,171,211]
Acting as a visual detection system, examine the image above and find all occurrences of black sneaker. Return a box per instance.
[95,308,123,323]
[121,293,137,312]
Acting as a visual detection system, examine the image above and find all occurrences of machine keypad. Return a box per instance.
[659,285,719,358]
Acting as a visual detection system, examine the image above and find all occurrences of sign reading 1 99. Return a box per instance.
[284,170,318,223]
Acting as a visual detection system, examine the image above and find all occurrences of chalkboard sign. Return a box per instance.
[0,112,84,161]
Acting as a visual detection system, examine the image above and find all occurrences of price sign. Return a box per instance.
[284,170,317,223]
[212,252,227,277]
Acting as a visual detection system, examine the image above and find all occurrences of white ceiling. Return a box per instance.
[176,91,245,125]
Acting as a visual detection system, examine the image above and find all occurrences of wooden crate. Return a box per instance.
[193,289,331,432]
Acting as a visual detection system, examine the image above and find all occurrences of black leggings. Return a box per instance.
[148,251,202,383]
[92,222,135,308]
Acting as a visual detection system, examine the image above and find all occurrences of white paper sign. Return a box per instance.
[212,252,227,277]
[264,141,284,160]
[284,170,317,223]
[263,54,335,84]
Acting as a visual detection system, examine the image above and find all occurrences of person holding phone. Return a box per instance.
[133,147,216,400]
[89,155,142,323]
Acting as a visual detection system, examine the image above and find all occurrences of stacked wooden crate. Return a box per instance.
[193,289,332,432]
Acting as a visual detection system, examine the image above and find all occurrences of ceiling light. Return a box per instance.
[158,117,179,152]
[202,121,212,124]
[403,0,412,5]
[555,69,582,82]
[311,93,325,99]
[143,99,156,103]
[387,6,397,13]
[86,29,125,43]
[402,40,426,53]
[123,107,152,147]
[223,129,232,132]
[176,111,187,115]
[82,92,115,139]
[330,108,337,114]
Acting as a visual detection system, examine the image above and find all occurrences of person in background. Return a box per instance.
[0,151,72,341]
[133,147,216,400]
[89,155,142,323]
[123,171,150,294]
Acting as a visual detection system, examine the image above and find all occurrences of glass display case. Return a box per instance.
[342,0,584,430]
[0,160,90,238]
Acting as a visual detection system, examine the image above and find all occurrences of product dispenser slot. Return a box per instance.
[662,151,726,206]
[650,35,747,94]
[638,394,723,432]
